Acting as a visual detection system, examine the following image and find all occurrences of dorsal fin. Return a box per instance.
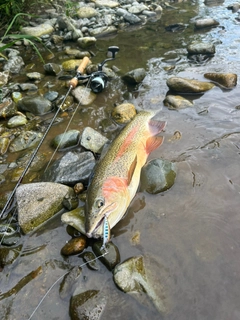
[148,119,166,136]
[146,136,164,154]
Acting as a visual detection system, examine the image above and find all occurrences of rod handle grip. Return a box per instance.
[69,56,90,88]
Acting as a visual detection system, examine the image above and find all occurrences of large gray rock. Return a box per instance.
[187,41,215,55]
[80,127,109,153]
[17,95,52,115]
[21,23,54,37]
[42,151,96,185]
[17,182,74,234]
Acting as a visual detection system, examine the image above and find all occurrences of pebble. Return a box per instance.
[61,236,87,256]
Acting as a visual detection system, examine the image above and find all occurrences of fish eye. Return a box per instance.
[96,198,104,208]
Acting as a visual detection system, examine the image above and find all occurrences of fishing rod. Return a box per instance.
[0,46,119,220]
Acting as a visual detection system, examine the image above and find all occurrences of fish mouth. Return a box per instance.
[86,216,104,239]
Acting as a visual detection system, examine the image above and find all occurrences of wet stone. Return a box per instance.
[3,56,25,73]
[26,72,44,81]
[195,18,219,29]
[51,129,80,149]
[80,127,109,153]
[62,194,79,211]
[7,115,27,128]
[44,62,62,75]
[21,23,54,37]
[71,87,97,105]
[18,83,38,91]
[9,131,43,152]
[12,91,22,103]
[61,206,86,235]
[17,95,52,115]
[82,251,100,271]
[166,76,215,93]
[111,103,137,124]
[163,95,193,109]
[73,182,84,195]
[42,151,96,185]
[0,71,10,86]
[140,158,177,194]
[44,91,59,101]
[70,289,107,320]
[17,182,75,234]
[0,246,21,268]
[62,59,84,71]
[92,241,120,270]
[0,98,17,118]
[187,41,215,55]
[60,266,82,299]
[77,37,97,48]
[77,7,98,19]
[122,68,146,84]
[204,72,237,89]
[61,236,87,256]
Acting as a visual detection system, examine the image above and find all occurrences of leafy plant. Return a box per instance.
[0,13,53,63]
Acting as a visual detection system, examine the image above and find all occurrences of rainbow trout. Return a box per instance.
[85,110,166,241]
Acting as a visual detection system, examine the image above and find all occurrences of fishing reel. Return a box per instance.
[77,46,119,93]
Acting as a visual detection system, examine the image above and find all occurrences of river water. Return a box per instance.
[1,0,240,319]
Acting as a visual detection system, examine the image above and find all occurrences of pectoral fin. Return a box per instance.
[146,136,164,154]
[148,119,166,135]
[127,156,137,185]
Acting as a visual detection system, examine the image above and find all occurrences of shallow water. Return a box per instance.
[1,0,240,319]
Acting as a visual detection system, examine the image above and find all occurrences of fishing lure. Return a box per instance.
[101,215,110,251]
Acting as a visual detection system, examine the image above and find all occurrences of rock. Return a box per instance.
[195,18,219,29]
[59,266,82,299]
[42,151,96,185]
[82,251,100,270]
[113,255,168,314]
[111,103,137,124]
[204,72,237,89]
[116,8,142,24]
[89,26,117,37]
[73,182,84,194]
[0,98,17,118]
[17,95,52,115]
[51,129,80,149]
[44,63,62,75]
[3,56,25,73]
[94,0,119,8]
[26,72,44,81]
[62,193,79,211]
[92,241,120,270]
[70,290,107,320]
[166,76,215,93]
[80,127,109,153]
[128,3,148,14]
[77,37,97,48]
[165,23,187,32]
[19,83,38,91]
[71,87,97,105]
[44,91,59,102]
[140,158,176,194]
[122,68,146,85]
[17,182,74,234]
[65,48,91,58]
[7,115,27,128]
[0,71,10,86]
[0,246,21,268]
[9,131,43,152]
[12,92,22,103]
[163,95,193,109]
[61,206,86,235]
[77,7,98,18]
[61,236,87,256]
[21,23,54,37]
[62,59,84,71]
[187,41,215,55]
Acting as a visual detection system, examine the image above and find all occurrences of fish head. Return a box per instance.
[85,176,130,238]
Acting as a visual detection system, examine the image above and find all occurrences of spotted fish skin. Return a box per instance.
[85,110,166,239]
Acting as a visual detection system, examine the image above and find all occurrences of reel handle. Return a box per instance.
[69,56,90,88]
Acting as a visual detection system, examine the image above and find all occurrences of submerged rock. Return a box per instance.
[163,95,193,109]
[77,37,97,48]
[21,23,54,37]
[0,246,21,268]
[167,76,215,93]
[140,158,176,194]
[42,151,96,185]
[71,87,97,105]
[111,103,137,124]
[17,182,74,234]
[7,115,27,128]
[70,289,107,320]
[9,131,43,152]
[3,56,25,73]
[61,206,86,235]
[204,72,237,88]
[113,255,168,314]
[0,98,17,118]
[59,266,82,300]
[92,241,120,270]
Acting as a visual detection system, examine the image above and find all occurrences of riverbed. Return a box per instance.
[1,0,240,319]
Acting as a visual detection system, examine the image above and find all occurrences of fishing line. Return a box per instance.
[44,77,92,172]
[27,249,109,320]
